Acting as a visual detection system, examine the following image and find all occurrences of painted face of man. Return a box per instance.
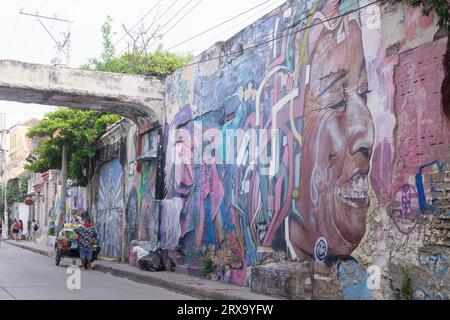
[290,18,375,262]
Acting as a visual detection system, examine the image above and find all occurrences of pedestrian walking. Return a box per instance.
[30,219,39,243]
[18,220,24,241]
[74,218,97,270]
[11,219,19,241]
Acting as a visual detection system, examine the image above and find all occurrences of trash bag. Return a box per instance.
[133,246,149,260]
[138,251,164,272]
[160,250,176,272]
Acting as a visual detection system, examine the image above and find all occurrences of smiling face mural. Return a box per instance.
[162,0,449,291]
[165,0,378,271]
[290,12,375,263]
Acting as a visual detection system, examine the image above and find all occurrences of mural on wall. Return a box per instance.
[53,185,87,226]
[97,159,123,259]
[124,126,162,260]
[125,187,139,258]
[161,0,448,294]
[138,161,158,247]
[164,0,380,275]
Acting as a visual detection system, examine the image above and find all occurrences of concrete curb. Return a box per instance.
[91,263,270,300]
[6,241,54,258]
[5,241,277,300]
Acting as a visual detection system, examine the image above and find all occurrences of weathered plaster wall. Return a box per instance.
[162,0,449,299]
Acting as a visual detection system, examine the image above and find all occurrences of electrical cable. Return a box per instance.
[161,0,275,53]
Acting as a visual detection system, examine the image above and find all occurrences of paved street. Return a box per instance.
[0,243,196,300]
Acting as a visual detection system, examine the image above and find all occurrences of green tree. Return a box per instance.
[81,16,192,78]
[25,109,120,186]
[84,15,116,70]
[393,0,450,30]
[82,49,192,78]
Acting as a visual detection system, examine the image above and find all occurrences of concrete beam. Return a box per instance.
[0,60,165,127]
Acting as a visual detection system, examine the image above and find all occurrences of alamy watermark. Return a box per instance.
[66,265,81,290]
[367,265,381,290]
[168,123,281,176]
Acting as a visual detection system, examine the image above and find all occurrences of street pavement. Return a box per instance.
[0,242,196,300]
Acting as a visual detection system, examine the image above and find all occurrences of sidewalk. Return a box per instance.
[4,240,277,300]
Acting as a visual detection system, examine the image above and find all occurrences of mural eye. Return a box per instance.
[327,98,346,110]
[358,84,371,98]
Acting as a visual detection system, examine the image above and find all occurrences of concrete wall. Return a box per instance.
[161,0,449,299]
[9,202,30,237]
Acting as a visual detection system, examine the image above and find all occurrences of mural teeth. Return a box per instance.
[363,177,369,191]
[357,178,364,192]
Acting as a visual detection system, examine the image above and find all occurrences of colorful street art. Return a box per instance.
[123,126,162,261]
[97,159,123,259]
[53,185,88,226]
[162,0,449,288]
[138,161,158,247]
[165,0,377,272]
[125,187,139,258]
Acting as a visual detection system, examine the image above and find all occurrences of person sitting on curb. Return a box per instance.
[74,218,97,270]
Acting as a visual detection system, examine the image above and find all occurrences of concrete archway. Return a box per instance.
[0,59,165,128]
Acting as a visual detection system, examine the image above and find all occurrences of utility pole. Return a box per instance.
[19,10,73,67]
[19,9,73,233]
[58,147,68,232]
[0,113,8,239]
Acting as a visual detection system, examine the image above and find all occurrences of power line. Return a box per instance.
[118,0,180,56]
[19,10,73,66]
[159,0,196,32]
[147,0,204,51]
[113,0,164,47]
[162,0,275,53]
[37,19,65,53]
[180,0,382,68]
[157,0,203,41]
[194,0,284,54]
[138,0,180,41]
[151,0,181,28]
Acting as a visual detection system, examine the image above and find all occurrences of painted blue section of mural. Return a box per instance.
[338,260,372,300]
[415,160,450,216]
[125,187,139,258]
[416,160,439,215]
[97,159,123,259]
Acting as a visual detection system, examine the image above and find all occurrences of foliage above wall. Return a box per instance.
[393,0,450,31]
[25,108,121,187]
[82,49,193,79]
[80,16,192,78]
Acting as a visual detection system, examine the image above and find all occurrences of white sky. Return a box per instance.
[0,0,285,128]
